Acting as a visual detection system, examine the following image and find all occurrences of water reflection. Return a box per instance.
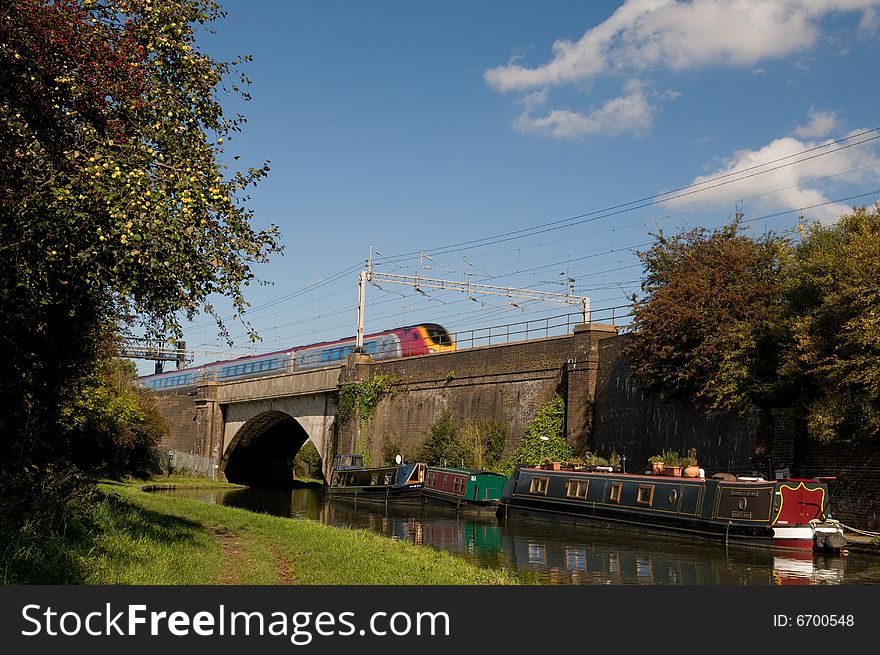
[153,487,879,585]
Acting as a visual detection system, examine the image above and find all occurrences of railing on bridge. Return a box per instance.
[447,304,631,351]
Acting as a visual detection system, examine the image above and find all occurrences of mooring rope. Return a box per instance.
[841,523,880,538]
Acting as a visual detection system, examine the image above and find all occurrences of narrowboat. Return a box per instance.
[498,464,846,552]
[327,453,426,506]
[421,466,507,514]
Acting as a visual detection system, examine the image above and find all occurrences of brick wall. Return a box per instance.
[355,337,574,463]
[154,391,201,453]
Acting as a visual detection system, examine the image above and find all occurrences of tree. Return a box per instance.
[626,206,880,445]
[61,347,166,477]
[625,215,789,412]
[417,410,464,467]
[781,204,880,442]
[0,0,280,525]
[502,395,573,474]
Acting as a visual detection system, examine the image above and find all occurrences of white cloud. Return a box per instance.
[485,0,880,141]
[515,83,655,139]
[663,128,880,223]
[859,7,880,37]
[486,0,880,93]
[795,109,840,138]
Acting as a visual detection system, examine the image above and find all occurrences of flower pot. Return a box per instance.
[650,461,665,475]
[683,465,701,478]
[661,466,682,477]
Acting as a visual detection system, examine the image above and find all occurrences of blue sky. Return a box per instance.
[139,0,880,373]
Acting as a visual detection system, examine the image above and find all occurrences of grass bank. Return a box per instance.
[3,478,518,585]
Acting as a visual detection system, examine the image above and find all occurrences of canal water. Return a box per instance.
[155,486,880,585]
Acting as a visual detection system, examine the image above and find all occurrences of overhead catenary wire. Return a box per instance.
[208,138,880,336]
[162,132,880,363]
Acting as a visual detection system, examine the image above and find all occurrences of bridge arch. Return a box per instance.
[220,395,336,486]
[221,411,313,486]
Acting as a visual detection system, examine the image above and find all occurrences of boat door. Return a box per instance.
[773,481,826,526]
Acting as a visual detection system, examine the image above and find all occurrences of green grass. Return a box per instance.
[119,474,246,489]
[2,477,518,585]
[101,482,517,584]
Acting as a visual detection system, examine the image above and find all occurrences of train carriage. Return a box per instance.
[138,323,455,391]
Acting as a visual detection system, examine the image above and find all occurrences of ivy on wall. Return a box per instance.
[337,374,397,466]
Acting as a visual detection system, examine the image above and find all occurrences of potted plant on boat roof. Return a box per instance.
[660,450,682,477]
[680,448,701,478]
[648,454,665,475]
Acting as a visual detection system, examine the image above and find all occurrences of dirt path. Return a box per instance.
[266,543,297,584]
[210,527,297,584]
[211,527,246,585]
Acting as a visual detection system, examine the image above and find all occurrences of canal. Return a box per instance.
[154,486,880,585]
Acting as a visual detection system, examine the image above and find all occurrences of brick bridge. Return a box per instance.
[156,323,617,486]
[154,323,879,528]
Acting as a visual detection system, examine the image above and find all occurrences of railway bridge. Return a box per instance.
[154,323,617,485]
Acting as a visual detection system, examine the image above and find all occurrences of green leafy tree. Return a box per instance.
[781,204,880,442]
[417,410,465,466]
[626,205,880,445]
[502,395,573,474]
[62,350,166,477]
[625,215,789,412]
[0,0,280,531]
[460,420,507,470]
[293,441,323,481]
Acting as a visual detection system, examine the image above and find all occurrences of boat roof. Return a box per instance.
[428,465,506,477]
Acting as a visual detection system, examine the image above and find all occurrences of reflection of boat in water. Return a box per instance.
[505,531,848,586]
[324,496,504,555]
[327,454,426,506]
[421,466,507,515]
[772,552,846,585]
[499,464,846,552]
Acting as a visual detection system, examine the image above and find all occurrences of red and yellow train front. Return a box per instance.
[397,324,456,356]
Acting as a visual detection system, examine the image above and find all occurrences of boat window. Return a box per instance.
[668,489,678,505]
[529,477,550,495]
[609,482,623,503]
[637,485,655,506]
[566,480,589,499]
[527,542,546,564]
[370,474,378,486]
[383,473,392,485]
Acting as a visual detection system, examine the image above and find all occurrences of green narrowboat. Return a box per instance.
[422,466,507,514]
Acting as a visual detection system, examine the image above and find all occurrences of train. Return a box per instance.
[138,323,456,391]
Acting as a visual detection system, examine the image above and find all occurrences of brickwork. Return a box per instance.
[154,392,201,454]
[593,335,763,475]
[797,437,880,530]
[592,334,879,529]
[352,336,573,463]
